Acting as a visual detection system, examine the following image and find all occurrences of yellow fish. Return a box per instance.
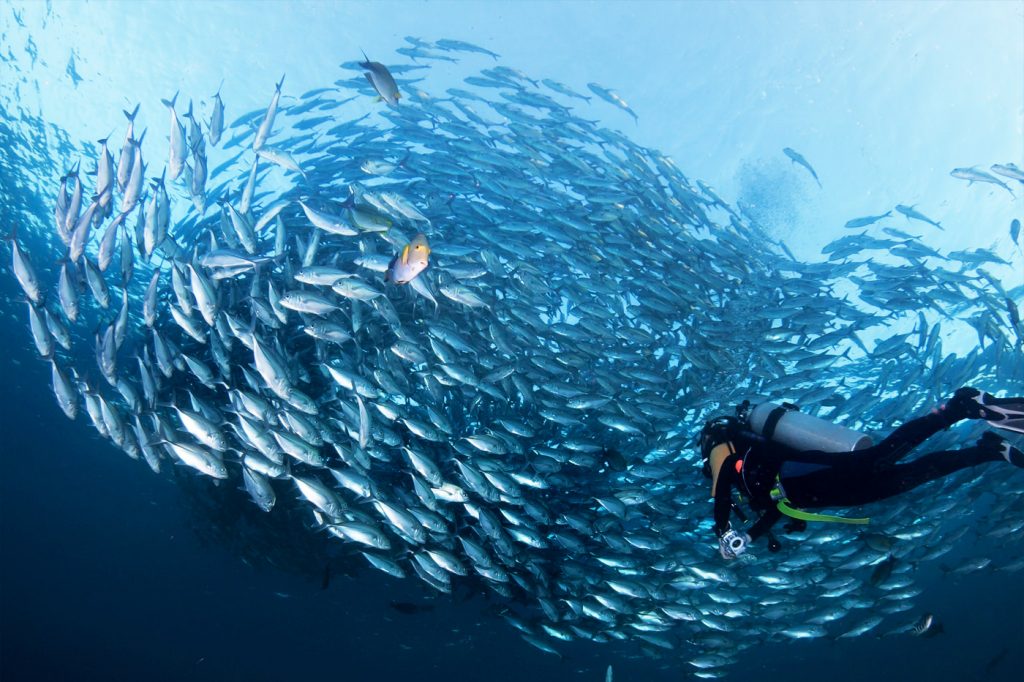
[385,233,430,285]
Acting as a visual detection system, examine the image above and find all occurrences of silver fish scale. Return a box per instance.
[7,40,1024,674]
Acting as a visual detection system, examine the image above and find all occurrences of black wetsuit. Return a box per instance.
[713,410,1002,542]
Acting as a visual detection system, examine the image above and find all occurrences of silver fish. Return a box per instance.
[161,92,187,180]
[208,81,225,146]
[253,75,285,152]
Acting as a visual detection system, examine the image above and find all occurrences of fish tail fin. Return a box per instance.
[186,99,194,120]
[123,103,140,122]
[156,167,166,187]
[213,78,224,97]
[161,91,179,109]
[276,74,286,91]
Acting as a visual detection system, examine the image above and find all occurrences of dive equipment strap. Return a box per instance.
[770,476,869,525]
[761,403,797,439]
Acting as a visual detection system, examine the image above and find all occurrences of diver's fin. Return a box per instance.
[949,388,1024,427]
[977,393,1024,433]
[978,431,1024,467]
[987,414,1024,436]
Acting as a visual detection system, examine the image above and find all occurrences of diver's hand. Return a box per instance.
[719,530,751,560]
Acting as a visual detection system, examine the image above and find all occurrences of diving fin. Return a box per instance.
[951,388,1024,433]
[978,431,1024,467]
[987,413,1024,435]
[979,394,1024,435]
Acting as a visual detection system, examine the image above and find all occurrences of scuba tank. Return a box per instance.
[738,400,873,452]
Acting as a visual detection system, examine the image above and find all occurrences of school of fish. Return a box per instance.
[4,35,1024,677]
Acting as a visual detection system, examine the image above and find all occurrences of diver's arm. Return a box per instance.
[712,453,740,536]
[748,506,783,541]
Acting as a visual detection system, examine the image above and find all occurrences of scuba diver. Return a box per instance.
[701,387,1024,560]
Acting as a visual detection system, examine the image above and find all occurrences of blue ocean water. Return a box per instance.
[1,1,1023,681]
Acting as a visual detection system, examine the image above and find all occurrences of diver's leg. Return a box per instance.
[860,386,1015,469]
[862,410,955,469]
[838,434,1020,505]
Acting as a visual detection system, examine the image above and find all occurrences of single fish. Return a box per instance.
[991,162,1024,183]
[161,92,187,181]
[256,146,305,177]
[433,38,500,60]
[51,360,79,419]
[379,192,429,223]
[439,283,488,308]
[120,139,145,214]
[94,136,115,213]
[165,440,228,479]
[360,51,401,105]
[115,104,139,193]
[7,228,42,304]
[783,147,821,187]
[844,211,891,229]
[57,261,78,322]
[895,203,943,230]
[911,613,944,638]
[587,82,637,122]
[208,80,225,146]
[67,198,99,263]
[299,201,358,236]
[542,78,591,102]
[242,467,276,512]
[385,232,430,285]
[65,51,82,86]
[253,75,285,152]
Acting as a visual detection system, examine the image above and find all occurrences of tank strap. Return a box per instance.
[761,405,793,439]
[770,476,870,525]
